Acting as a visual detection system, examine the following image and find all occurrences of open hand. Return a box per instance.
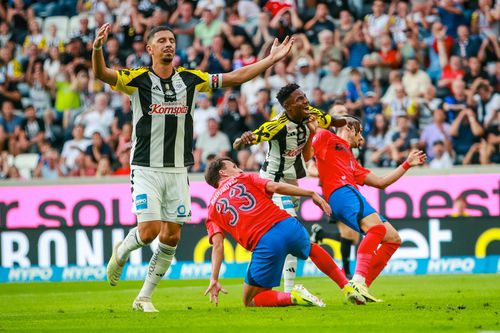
[204,279,228,306]
[406,150,427,166]
[94,23,111,49]
[269,36,294,64]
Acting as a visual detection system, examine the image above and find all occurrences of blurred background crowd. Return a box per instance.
[0,0,498,181]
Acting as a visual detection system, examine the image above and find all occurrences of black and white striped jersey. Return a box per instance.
[251,106,334,181]
[112,67,221,168]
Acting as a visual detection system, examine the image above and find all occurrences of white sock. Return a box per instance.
[138,242,176,299]
[117,227,145,263]
[283,254,297,293]
[352,274,366,285]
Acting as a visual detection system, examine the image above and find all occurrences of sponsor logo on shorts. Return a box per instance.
[177,204,187,217]
[135,194,148,211]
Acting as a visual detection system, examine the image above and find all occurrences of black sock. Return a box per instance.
[340,237,353,277]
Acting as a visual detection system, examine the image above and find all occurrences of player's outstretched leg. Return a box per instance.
[107,227,146,286]
[308,243,365,305]
[282,254,297,293]
[349,224,386,302]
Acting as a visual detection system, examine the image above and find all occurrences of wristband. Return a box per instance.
[93,46,102,51]
[402,160,411,171]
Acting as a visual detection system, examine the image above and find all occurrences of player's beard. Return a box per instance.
[161,54,173,64]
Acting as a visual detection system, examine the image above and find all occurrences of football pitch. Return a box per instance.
[0,274,499,333]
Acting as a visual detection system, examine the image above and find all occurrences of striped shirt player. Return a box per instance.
[112,66,222,223]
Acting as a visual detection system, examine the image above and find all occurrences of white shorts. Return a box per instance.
[131,167,191,224]
[271,193,299,217]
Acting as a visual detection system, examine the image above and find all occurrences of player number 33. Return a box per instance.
[215,184,256,226]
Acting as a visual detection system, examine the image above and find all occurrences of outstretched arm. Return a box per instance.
[265,181,331,216]
[92,23,118,86]
[364,150,426,189]
[204,233,227,306]
[221,37,294,87]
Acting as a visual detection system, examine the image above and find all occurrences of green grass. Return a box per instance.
[0,275,499,333]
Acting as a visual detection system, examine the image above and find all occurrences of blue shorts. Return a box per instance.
[245,217,310,288]
[328,185,387,233]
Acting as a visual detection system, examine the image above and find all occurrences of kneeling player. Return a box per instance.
[203,157,365,307]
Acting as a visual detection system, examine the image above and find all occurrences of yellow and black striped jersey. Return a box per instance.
[252,106,333,181]
[111,66,221,168]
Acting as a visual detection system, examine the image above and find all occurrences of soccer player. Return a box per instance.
[203,157,366,307]
[92,24,294,312]
[312,115,426,302]
[232,83,346,292]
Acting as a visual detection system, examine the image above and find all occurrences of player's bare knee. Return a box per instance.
[138,228,158,244]
[386,230,401,244]
[159,233,180,246]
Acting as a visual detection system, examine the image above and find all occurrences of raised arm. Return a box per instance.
[363,150,426,189]
[92,23,118,86]
[265,181,331,216]
[221,37,294,87]
[204,233,227,306]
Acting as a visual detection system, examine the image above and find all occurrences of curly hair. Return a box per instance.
[276,83,300,107]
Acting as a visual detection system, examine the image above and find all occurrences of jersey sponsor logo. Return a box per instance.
[149,102,189,115]
[282,142,306,157]
[135,193,148,210]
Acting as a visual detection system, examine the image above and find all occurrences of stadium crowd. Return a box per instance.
[0,0,498,180]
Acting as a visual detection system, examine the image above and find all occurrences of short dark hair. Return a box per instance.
[147,26,175,43]
[205,157,234,188]
[276,83,300,107]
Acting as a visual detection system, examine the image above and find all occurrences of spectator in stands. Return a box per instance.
[443,79,468,123]
[84,131,114,176]
[436,0,464,39]
[0,151,9,179]
[6,0,33,45]
[389,114,420,165]
[0,100,22,154]
[269,7,303,42]
[199,35,232,73]
[313,30,343,71]
[381,69,402,105]
[468,82,500,127]
[0,22,12,49]
[169,1,198,58]
[95,157,112,177]
[463,57,489,89]
[103,36,125,68]
[398,24,425,65]
[425,21,450,83]
[113,148,131,176]
[418,85,442,129]
[304,3,335,45]
[450,108,484,164]
[70,16,95,51]
[294,57,319,99]
[241,75,266,111]
[342,21,371,69]
[60,124,90,173]
[345,68,370,113]
[193,118,231,172]
[419,108,452,159]
[44,23,64,50]
[218,91,248,149]
[364,0,390,44]
[365,113,391,168]
[193,93,219,141]
[428,140,453,169]
[15,105,45,155]
[6,165,22,179]
[27,59,51,116]
[437,53,465,95]
[389,1,410,45]
[319,58,348,102]
[115,123,132,157]
[362,33,401,86]
[384,83,418,127]
[287,34,314,68]
[126,35,151,68]
[33,148,64,179]
[195,0,225,19]
[452,25,481,60]
[194,7,222,50]
[480,110,500,164]
[471,0,499,39]
[22,20,45,52]
[248,88,272,127]
[361,91,383,137]
[75,92,114,139]
[402,57,432,99]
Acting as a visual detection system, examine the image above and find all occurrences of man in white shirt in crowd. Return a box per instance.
[193,118,230,171]
[75,92,114,139]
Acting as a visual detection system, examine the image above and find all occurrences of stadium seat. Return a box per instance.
[43,16,70,41]
[14,153,40,179]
